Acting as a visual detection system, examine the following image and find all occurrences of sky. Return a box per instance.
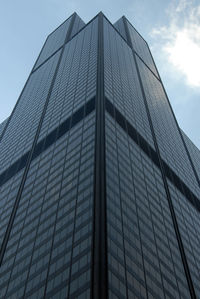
[0,0,199,148]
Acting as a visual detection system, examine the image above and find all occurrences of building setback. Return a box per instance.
[0,12,200,299]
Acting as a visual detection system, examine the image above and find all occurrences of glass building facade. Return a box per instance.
[0,12,199,299]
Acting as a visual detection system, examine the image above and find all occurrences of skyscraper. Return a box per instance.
[0,11,199,299]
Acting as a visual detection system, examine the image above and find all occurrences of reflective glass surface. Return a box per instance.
[0,51,60,173]
[0,118,8,137]
[104,18,154,149]
[137,56,200,199]
[70,14,85,39]
[105,113,190,299]
[113,17,127,42]
[168,179,200,297]
[0,112,95,299]
[34,16,72,69]
[0,12,199,299]
[182,130,200,180]
[126,20,159,78]
[38,17,98,142]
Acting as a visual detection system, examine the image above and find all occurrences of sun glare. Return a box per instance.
[165,28,200,87]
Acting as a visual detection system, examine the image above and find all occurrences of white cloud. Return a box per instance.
[151,0,200,88]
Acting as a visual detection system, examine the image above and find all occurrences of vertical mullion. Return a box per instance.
[92,12,107,299]
[122,17,196,299]
[0,13,76,268]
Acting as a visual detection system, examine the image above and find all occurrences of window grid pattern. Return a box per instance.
[0,12,199,299]
[0,52,60,174]
[103,18,154,149]
[126,21,159,77]
[168,179,200,297]
[113,18,127,42]
[0,169,24,249]
[137,57,200,199]
[70,15,85,39]
[106,113,190,299]
[0,112,95,299]
[38,18,98,142]
[182,130,200,180]
[34,16,72,69]
[0,118,8,137]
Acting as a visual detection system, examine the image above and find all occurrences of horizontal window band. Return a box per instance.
[0,97,95,188]
[1,96,199,214]
[105,98,200,214]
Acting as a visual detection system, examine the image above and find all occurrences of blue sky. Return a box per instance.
[0,0,199,148]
